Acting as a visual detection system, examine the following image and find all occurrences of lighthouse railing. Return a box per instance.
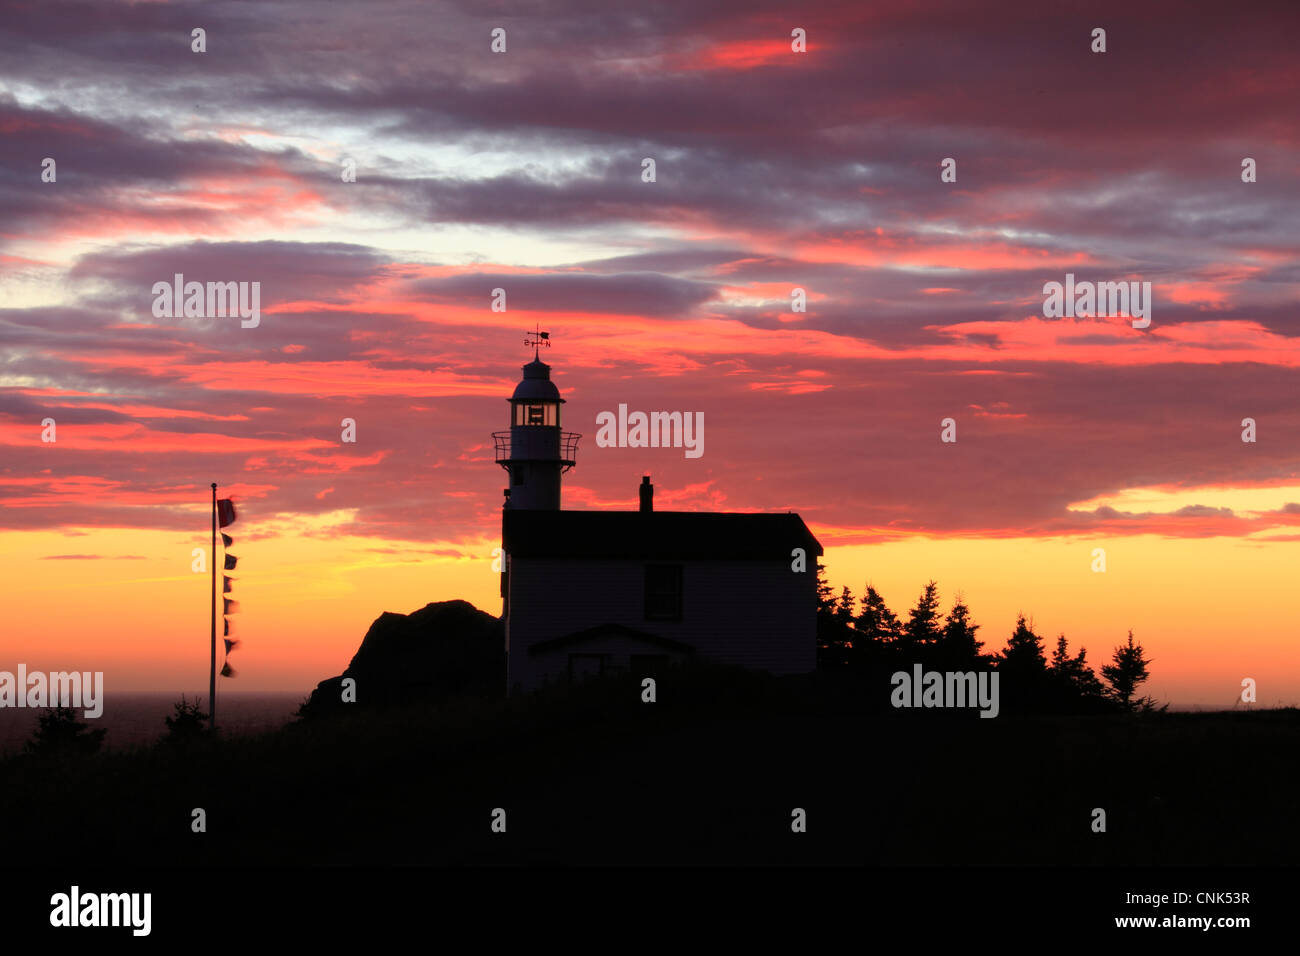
[493,431,581,467]
[560,431,581,464]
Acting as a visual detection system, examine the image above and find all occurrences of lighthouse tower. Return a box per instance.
[493,336,579,510]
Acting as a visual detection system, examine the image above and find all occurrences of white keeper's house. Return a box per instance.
[492,347,822,694]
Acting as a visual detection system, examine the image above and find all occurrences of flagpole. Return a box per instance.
[210,482,217,733]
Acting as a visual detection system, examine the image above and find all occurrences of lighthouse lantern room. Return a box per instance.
[493,331,579,510]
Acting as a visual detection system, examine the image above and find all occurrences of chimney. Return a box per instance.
[639,475,654,513]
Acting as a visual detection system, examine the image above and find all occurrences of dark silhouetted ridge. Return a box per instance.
[301,599,503,715]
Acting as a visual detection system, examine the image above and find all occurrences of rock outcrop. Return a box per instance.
[301,600,504,715]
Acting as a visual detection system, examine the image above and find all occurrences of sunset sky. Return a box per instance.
[2,0,1298,706]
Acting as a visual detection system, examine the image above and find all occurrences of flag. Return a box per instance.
[224,638,240,654]
[223,618,231,636]
[217,498,237,528]
[221,533,233,548]
[221,662,236,678]
[223,598,240,615]
[224,554,238,571]
[223,576,233,594]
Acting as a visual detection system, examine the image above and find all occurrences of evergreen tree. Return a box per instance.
[1047,634,1107,702]
[834,586,855,627]
[24,707,107,757]
[999,614,1047,673]
[1102,630,1153,712]
[1048,634,1071,672]
[163,695,211,744]
[901,581,943,651]
[855,586,900,645]
[814,562,851,667]
[939,594,983,665]
[852,585,900,668]
[815,561,836,615]
[995,614,1049,712]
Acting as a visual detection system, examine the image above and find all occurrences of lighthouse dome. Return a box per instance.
[510,359,563,402]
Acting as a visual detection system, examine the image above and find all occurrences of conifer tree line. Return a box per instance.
[815,564,1162,714]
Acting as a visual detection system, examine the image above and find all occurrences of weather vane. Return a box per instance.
[524,322,551,358]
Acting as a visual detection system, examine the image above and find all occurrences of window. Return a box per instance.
[644,564,683,621]
[514,403,558,426]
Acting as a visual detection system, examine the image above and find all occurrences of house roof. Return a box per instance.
[503,509,823,560]
[527,622,695,656]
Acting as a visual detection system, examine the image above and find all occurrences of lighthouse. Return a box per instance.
[493,333,579,510]
[494,330,820,694]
